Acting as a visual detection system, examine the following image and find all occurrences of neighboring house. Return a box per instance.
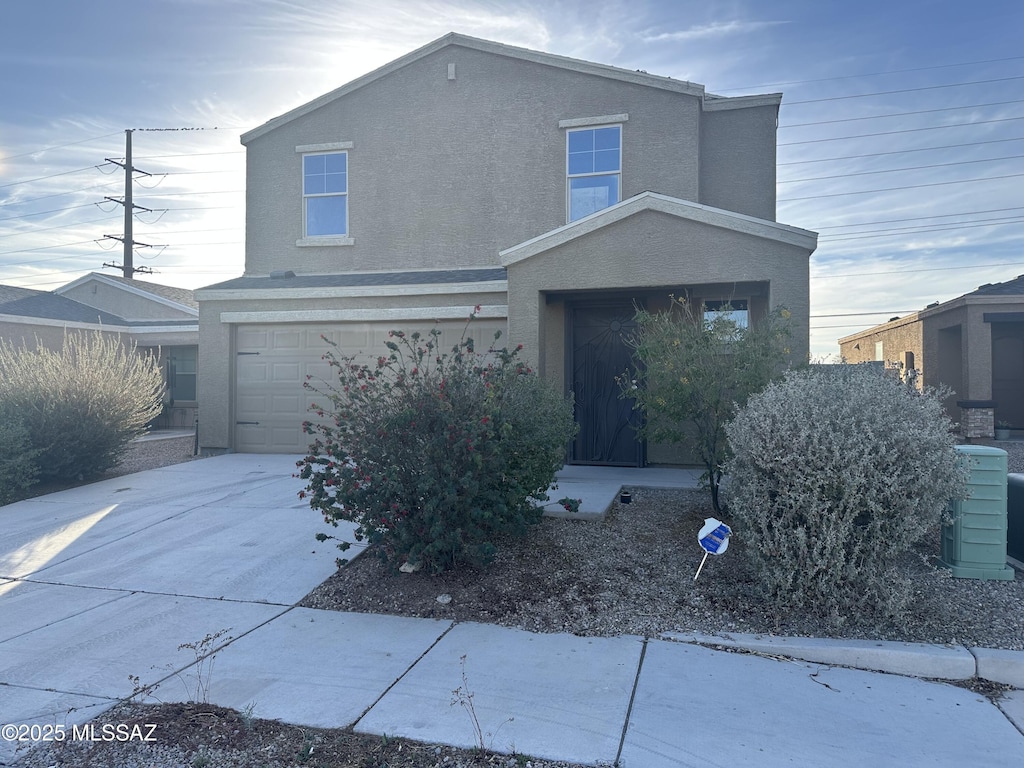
[839,274,1024,435]
[0,272,199,429]
[196,33,818,463]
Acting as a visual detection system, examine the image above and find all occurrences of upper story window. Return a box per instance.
[567,125,621,222]
[303,151,348,237]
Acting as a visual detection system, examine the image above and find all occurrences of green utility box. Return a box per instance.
[940,445,1014,580]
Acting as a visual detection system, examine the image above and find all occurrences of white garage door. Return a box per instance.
[234,320,505,453]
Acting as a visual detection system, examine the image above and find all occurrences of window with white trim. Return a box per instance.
[703,299,749,329]
[566,125,621,222]
[303,151,348,237]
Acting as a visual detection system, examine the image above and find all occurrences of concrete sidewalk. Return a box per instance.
[1,455,1022,766]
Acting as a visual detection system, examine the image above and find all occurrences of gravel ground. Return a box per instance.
[13,437,1024,768]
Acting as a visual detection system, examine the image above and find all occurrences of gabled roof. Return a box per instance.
[499,192,818,266]
[242,33,780,144]
[55,272,198,313]
[0,285,45,304]
[0,292,127,325]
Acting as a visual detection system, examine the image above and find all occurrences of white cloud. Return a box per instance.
[641,19,788,43]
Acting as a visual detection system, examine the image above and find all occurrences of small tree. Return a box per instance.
[297,316,577,572]
[0,333,164,481]
[621,297,793,514]
[724,364,966,623]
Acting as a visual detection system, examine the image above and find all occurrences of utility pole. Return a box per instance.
[103,129,154,278]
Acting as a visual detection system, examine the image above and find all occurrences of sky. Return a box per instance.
[1,0,1022,359]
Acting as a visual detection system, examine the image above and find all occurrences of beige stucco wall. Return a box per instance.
[699,104,778,221]
[506,209,812,465]
[196,287,508,451]
[506,209,811,369]
[60,281,195,321]
[242,43,778,279]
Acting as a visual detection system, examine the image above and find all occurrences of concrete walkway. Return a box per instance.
[1,455,1022,766]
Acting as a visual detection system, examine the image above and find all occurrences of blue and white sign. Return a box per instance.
[698,518,732,555]
[694,517,732,581]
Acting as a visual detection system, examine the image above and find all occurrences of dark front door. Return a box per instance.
[569,304,644,466]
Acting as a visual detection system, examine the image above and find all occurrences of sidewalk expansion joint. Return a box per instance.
[615,637,648,768]
[351,620,458,728]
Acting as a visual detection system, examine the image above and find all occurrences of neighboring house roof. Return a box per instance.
[56,272,198,313]
[0,285,46,304]
[972,274,1024,297]
[839,273,1024,344]
[0,293,126,325]
[242,33,780,144]
[500,192,818,266]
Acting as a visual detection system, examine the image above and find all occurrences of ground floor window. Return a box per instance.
[166,346,197,403]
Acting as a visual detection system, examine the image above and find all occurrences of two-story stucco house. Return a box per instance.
[196,33,818,464]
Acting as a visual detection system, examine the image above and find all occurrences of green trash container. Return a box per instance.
[940,445,1014,580]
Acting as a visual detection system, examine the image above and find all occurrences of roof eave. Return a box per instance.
[500,192,818,267]
[241,32,772,144]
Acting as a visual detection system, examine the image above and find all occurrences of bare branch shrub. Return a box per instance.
[0,332,164,481]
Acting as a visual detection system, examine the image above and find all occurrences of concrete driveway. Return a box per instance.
[2,455,1023,767]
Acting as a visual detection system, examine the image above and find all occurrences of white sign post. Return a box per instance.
[694,517,732,581]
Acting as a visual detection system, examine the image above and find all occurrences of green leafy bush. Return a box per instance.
[724,364,966,624]
[0,333,164,481]
[622,297,794,514]
[0,403,39,504]
[297,318,577,572]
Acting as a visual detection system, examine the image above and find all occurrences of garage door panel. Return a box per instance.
[235,319,506,453]
[236,329,268,350]
[271,362,302,383]
[272,330,301,350]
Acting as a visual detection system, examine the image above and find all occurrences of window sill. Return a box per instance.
[296,236,355,247]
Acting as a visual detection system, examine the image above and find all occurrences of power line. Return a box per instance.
[0,164,114,190]
[778,137,1024,165]
[0,238,100,258]
[134,150,245,160]
[815,206,1024,230]
[779,153,1024,184]
[778,115,1024,146]
[0,179,124,208]
[810,311,919,318]
[778,172,1024,202]
[715,55,1024,93]
[0,132,123,163]
[783,75,1024,106]
[780,99,1024,129]
[0,214,120,237]
[819,217,1024,242]
[811,261,1024,279]
[0,202,102,222]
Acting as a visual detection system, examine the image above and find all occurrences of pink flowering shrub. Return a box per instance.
[297,317,577,572]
